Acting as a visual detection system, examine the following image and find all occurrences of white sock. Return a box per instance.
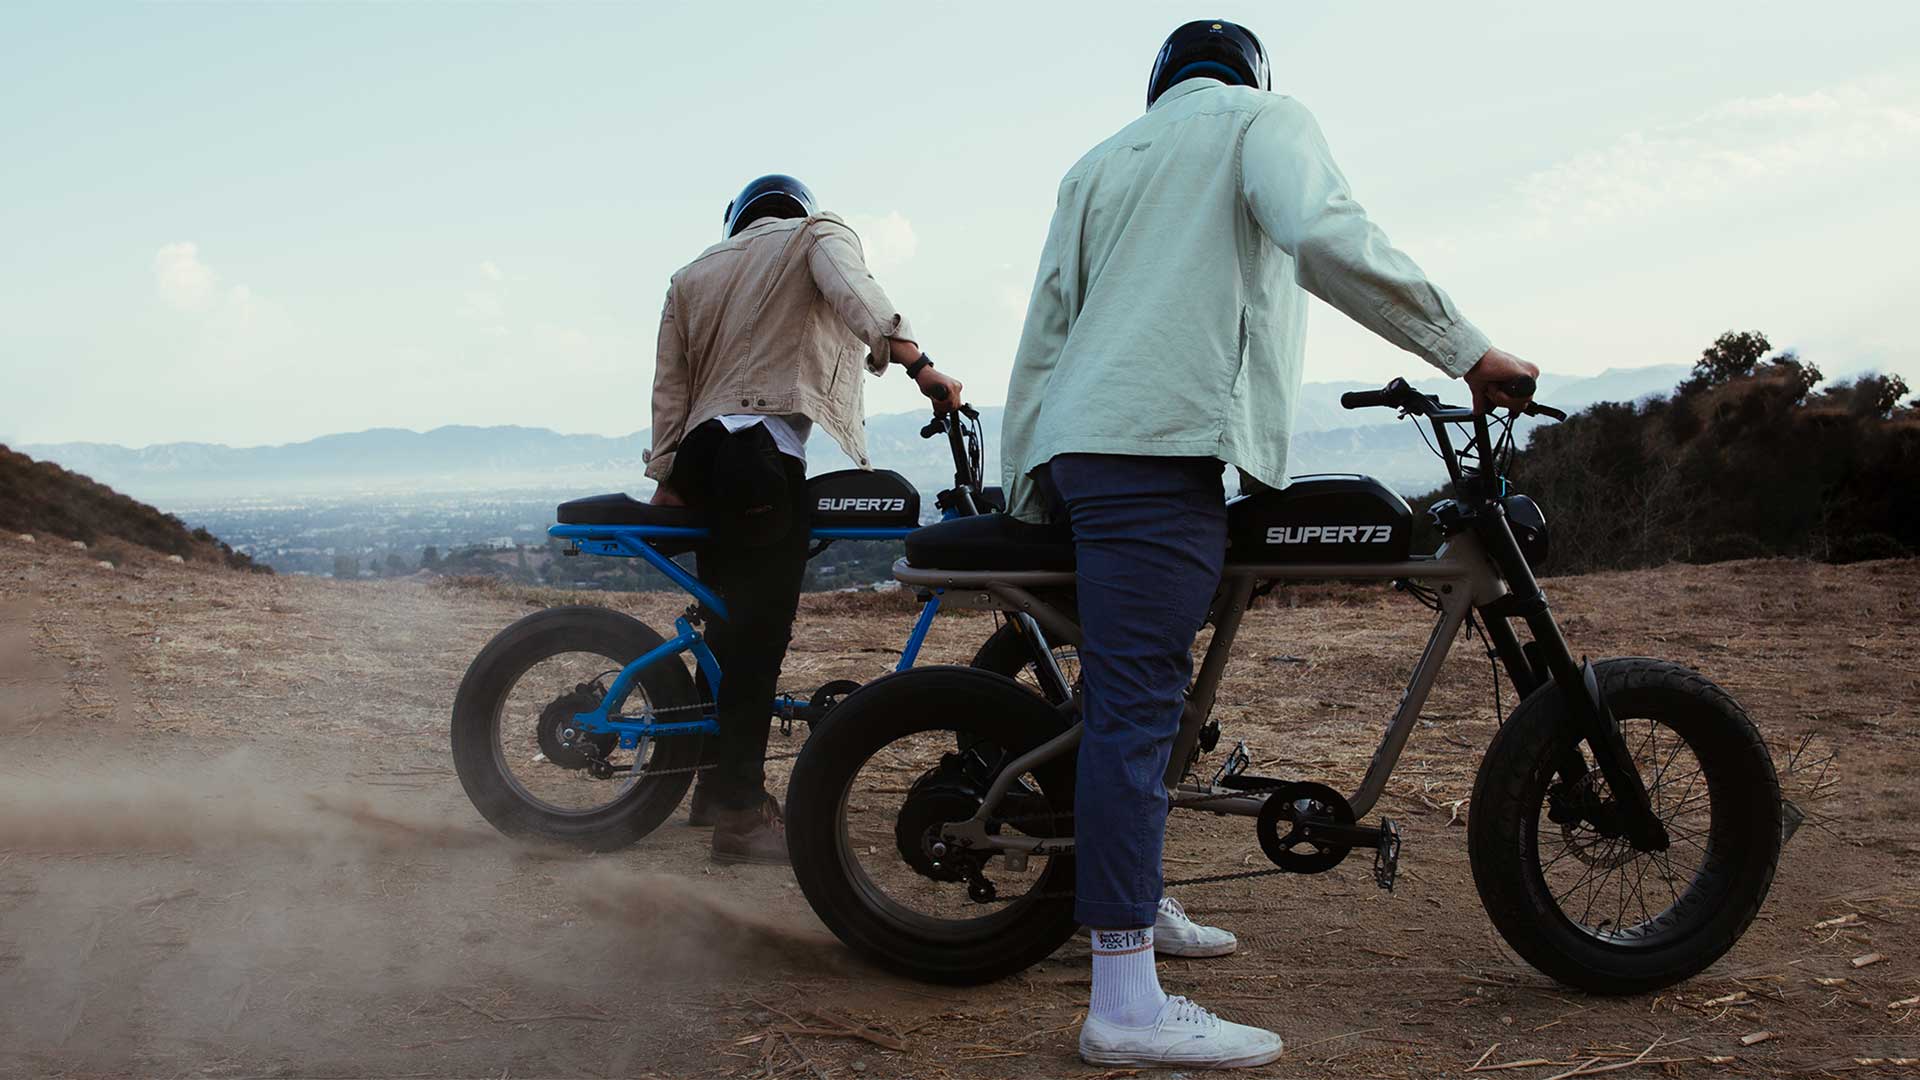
[1088,927,1168,1028]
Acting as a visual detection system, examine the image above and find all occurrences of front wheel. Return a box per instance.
[1469,658,1782,994]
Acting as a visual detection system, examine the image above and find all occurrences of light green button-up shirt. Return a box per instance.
[1001,79,1491,522]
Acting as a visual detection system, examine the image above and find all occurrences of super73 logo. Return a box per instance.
[1265,524,1396,545]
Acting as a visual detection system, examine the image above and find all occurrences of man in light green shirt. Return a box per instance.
[1003,32,1536,522]
[1008,20,1539,1071]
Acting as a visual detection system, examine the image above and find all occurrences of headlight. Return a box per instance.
[1501,495,1549,571]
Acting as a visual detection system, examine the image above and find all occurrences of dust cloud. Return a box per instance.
[0,754,828,1076]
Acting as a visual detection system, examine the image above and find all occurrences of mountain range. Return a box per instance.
[22,364,1693,506]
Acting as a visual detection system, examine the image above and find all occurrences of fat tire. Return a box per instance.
[787,665,1079,985]
[451,605,703,851]
[1468,657,1782,994]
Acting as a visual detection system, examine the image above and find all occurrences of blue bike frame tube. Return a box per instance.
[895,591,942,672]
[547,524,728,619]
[575,620,701,731]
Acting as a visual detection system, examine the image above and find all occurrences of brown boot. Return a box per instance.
[711,793,788,866]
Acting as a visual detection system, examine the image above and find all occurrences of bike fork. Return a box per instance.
[1476,513,1669,853]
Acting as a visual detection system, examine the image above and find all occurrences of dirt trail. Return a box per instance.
[1,538,1915,1078]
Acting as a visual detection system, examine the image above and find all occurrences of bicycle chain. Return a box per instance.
[961,786,1313,902]
[590,693,1318,898]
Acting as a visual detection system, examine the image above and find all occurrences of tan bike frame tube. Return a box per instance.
[899,533,1510,858]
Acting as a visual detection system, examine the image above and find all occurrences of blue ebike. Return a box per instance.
[450,404,1005,850]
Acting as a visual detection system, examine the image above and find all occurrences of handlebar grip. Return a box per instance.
[927,384,949,401]
[1340,388,1391,410]
[1496,375,1537,401]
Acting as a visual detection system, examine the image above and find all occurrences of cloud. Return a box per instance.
[1513,80,1920,231]
[153,242,218,311]
[153,242,257,325]
[845,211,918,273]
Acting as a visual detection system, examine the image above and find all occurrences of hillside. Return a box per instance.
[0,445,265,572]
[21,365,1696,504]
[0,536,1912,1077]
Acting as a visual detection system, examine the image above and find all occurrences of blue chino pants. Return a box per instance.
[1048,453,1228,928]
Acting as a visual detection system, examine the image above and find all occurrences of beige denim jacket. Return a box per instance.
[645,212,916,481]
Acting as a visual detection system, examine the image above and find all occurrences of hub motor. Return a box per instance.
[894,753,993,882]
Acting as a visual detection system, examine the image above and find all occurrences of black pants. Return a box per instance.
[668,420,810,811]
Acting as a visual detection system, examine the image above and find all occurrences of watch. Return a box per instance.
[904,354,935,380]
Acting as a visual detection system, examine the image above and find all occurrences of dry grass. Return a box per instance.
[2,534,1916,1078]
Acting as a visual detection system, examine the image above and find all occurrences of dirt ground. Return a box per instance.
[1,535,1916,1079]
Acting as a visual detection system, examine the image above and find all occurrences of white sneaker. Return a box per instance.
[1079,995,1284,1069]
[1154,896,1239,958]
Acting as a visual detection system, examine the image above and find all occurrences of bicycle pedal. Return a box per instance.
[1373,816,1401,892]
[1210,740,1251,787]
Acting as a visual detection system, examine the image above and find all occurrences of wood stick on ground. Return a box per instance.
[1466,1057,1563,1073]
[1539,1037,1682,1080]
[1470,1043,1501,1070]
[1291,1026,1385,1051]
[806,1008,908,1051]
[779,1032,830,1080]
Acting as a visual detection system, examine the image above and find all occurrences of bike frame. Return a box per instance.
[897,533,1508,857]
[545,520,940,749]
[907,399,1667,860]
[542,403,988,753]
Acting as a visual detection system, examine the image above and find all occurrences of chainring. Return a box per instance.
[537,684,617,771]
[1256,780,1358,874]
[807,679,864,723]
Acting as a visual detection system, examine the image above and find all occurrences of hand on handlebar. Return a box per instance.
[916,367,966,413]
[1464,347,1540,414]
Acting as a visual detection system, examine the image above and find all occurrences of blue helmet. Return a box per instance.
[723,174,817,239]
[1146,20,1271,109]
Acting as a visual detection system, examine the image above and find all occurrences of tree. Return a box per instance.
[1860,373,1912,418]
[384,552,409,576]
[420,545,441,570]
[333,555,358,579]
[1678,331,1771,396]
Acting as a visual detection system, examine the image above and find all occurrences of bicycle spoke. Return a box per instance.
[1539,713,1715,941]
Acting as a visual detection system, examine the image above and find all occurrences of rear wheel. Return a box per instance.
[451,606,705,850]
[1469,658,1782,994]
[786,666,1079,985]
[971,621,1079,705]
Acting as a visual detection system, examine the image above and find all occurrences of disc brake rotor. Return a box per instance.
[1256,781,1357,874]
[536,684,616,770]
[1547,773,1636,868]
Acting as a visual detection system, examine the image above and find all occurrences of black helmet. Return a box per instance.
[722,174,817,239]
[1146,20,1271,108]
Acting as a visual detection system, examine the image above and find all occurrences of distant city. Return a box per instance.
[23,365,1709,588]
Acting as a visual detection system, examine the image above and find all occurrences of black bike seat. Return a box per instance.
[904,512,1074,572]
[556,493,707,529]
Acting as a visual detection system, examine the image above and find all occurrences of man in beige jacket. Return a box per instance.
[646,174,963,864]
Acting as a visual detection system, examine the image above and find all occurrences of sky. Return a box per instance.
[3,1,1917,449]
